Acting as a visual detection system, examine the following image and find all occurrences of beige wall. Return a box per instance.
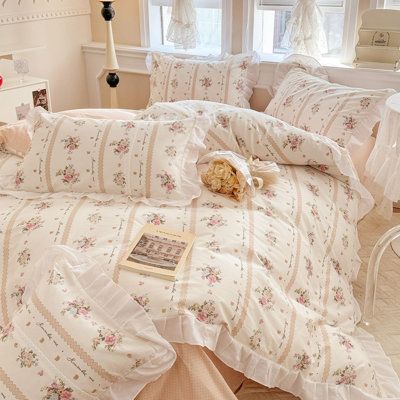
[0,1,92,111]
[90,1,256,110]
[90,0,141,46]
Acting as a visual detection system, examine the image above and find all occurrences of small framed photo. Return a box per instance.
[32,89,48,111]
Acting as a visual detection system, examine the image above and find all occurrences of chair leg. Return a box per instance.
[363,225,400,325]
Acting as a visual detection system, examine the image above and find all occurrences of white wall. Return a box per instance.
[0,0,92,111]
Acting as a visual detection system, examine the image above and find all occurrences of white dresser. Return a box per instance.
[0,76,51,124]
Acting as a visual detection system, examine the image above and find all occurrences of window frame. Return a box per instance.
[139,0,232,56]
[243,0,360,64]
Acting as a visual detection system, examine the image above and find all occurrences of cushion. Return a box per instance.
[265,68,395,148]
[0,245,176,400]
[0,120,31,157]
[6,108,209,206]
[147,52,259,108]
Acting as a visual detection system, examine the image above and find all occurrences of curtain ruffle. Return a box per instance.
[167,0,199,50]
[282,0,328,59]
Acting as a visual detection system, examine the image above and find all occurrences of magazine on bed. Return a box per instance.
[119,224,195,281]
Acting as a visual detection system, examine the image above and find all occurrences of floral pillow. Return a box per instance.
[0,245,176,400]
[147,52,259,108]
[6,108,209,206]
[265,68,395,148]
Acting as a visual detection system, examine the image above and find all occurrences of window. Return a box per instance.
[142,0,232,55]
[252,0,345,58]
[383,0,400,8]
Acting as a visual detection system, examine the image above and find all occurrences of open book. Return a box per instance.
[119,224,195,281]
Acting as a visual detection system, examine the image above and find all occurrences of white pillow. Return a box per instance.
[5,108,209,206]
[148,52,259,108]
[265,68,395,148]
[0,246,175,400]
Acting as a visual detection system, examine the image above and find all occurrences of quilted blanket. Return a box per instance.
[0,102,399,400]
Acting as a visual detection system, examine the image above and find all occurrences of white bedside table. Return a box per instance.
[0,76,51,124]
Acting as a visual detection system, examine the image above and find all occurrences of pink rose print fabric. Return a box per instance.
[2,108,209,206]
[147,52,259,108]
[0,102,399,400]
[265,68,394,149]
[0,246,175,400]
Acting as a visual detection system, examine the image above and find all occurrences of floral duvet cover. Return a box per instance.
[0,102,399,400]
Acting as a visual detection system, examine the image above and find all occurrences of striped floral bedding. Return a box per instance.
[0,103,399,400]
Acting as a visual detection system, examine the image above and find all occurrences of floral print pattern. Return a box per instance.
[87,213,102,224]
[199,265,222,286]
[145,213,166,225]
[56,165,80,185]
[249,328,262,350]
[15,170,24,188]
[0,323,13,341]
[266,68,393,147]
[332,286,345,305]
[165,146,177,157]
[333,364,357,385]
[295,288,311,307]
[11,285,25,307]
[255,286,274,310]
[188,300,218,324]
[283,134,304,151]
[0,101,390,399]
[148,52,257,108]
[73,236,96,251]
[201,214,227,228]
[10,110,205,204]
[17,248,31,267]
[19,217,43,233]
[343,116,357,131]
[156,171,177,194]
[61,298,91,319]
[113,171,126,187]
[62,136,80,153]
[293,352,311,371]
[110,138,130,156]
[215,113,230,128]
[92,327,122,352]
[132,294,150,312]
[17,348,39,368]
[41,378,75,400]
[258,254,273,271]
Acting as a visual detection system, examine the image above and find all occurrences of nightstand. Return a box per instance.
[0,76,51,124]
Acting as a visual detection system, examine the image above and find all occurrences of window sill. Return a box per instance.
[258,52,353,69]
[82,42,400,93]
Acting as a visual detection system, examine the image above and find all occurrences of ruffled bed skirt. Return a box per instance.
[154,314,400,400]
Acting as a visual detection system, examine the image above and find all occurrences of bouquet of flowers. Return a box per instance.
[200,151,279,202]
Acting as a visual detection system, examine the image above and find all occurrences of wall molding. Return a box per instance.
[0,8,91,25]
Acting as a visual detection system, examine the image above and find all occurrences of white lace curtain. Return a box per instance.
[281,0,328,59]
[167,0,199,50]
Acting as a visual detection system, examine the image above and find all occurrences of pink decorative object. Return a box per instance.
[0,75,3,88]
[0,120,31,157]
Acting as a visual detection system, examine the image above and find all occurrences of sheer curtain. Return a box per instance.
[167,0,199,50]
[281,0,328,58]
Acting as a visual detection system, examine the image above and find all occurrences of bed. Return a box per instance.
[0,49,400,400]
[0,91,400,400]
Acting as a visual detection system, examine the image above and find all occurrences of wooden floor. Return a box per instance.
[237,209,400,399]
